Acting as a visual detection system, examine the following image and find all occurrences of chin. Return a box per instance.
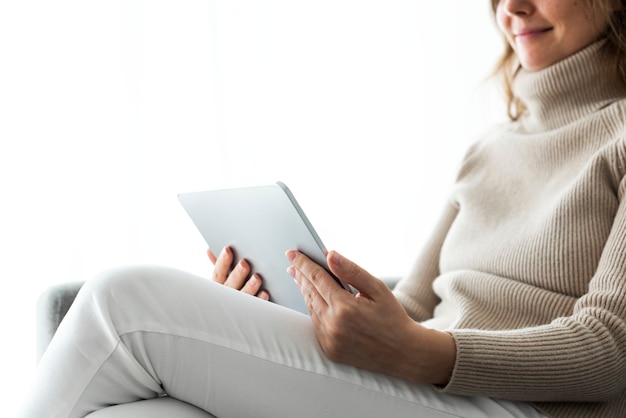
[520,57,557,72]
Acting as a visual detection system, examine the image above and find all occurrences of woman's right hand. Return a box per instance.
[207,247,270,301]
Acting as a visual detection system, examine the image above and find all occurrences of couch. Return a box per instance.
[36,278,399,417]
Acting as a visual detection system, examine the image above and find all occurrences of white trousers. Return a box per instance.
[22,266,546,418]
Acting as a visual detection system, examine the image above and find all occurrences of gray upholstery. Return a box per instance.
[36,281,84,361]
[36,277,400,417]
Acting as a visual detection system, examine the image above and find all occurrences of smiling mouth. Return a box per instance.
[515,27,553,39]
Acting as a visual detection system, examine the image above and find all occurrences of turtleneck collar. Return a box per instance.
[513,40,626,133]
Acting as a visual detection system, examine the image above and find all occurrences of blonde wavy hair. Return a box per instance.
[490,0,626,120]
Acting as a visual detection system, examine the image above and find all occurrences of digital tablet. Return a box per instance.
[178,182,350,314]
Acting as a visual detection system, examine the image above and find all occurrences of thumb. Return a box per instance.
[327,251,381,298]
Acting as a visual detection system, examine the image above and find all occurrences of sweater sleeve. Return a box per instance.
[393,200,458,322]
[441,176,626,404]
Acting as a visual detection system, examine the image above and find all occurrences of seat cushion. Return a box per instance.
[85,397,216,418]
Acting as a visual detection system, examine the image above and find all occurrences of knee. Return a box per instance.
[78,265,205,312]
[81,265,148,296]
[76,265,177,313]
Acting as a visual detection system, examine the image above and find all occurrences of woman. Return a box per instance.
[22,1,626,417]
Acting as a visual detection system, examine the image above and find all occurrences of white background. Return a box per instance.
[0,0,503,413]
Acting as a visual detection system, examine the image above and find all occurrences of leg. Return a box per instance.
[21,266,544,418]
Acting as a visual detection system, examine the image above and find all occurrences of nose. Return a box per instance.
[500,0,534,17]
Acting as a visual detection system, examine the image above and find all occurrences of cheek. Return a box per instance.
[495,5,512,32]
[562,5,608,43]
[567,15,607,52]
[495,10,514,47]
[495,7,506,32]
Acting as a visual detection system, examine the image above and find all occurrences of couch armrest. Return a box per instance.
[381,277,399,289]
[36,281,84,361]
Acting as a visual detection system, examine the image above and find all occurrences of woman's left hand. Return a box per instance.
[286,249,456,385]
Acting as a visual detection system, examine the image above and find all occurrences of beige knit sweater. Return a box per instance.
[393,41,626,418]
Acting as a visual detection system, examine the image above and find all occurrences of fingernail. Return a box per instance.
[286,250,296,262]
[287,265,296,278]
[329,251,343,266]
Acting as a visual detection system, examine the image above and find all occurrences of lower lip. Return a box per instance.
[516,28,552,42]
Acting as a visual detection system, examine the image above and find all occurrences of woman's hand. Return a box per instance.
[286,249,456,385]
[208,247,270,301]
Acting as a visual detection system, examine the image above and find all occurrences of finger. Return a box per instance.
[257,289,270,301]
[286,250,340,307]
[240,273,266,298]
[212,247,233,284]
[327,250,385,299]
[224,259,251,290]
[207,248,217,265]
[290,265,327,318]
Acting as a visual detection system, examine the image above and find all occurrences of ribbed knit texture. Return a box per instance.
[394,41,626,418]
